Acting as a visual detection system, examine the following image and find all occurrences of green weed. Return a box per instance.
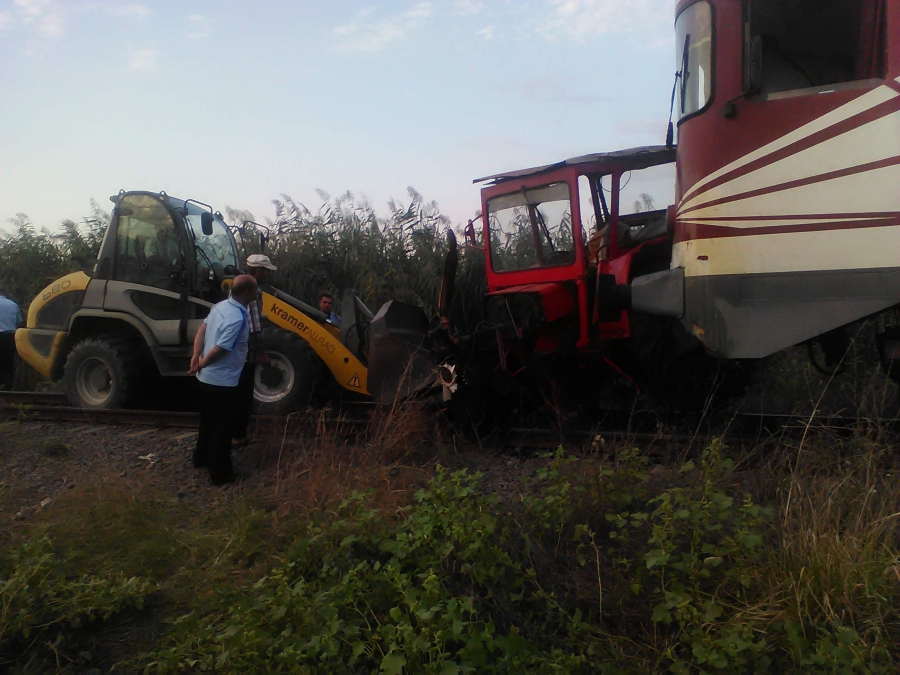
[0,536,152,662]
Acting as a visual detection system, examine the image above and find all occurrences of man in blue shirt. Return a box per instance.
[188,275,257,485]
[0,285,24,390]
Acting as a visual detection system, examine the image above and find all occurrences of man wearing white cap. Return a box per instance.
[232,253,277,446]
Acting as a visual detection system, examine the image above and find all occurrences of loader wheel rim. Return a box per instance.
[254,353,295,403]
[75,357,113,407]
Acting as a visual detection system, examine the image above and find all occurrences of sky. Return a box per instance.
[0,0,676,233]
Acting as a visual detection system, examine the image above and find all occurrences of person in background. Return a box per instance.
[232,254,276,447]
[188,274,257,486]
[0,285,24,390]
[317,291,341,326]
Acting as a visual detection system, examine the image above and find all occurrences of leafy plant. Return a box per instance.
[146,463,607,673]
[0,536,153,659]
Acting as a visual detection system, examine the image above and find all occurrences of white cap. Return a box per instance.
[246,254,277,271]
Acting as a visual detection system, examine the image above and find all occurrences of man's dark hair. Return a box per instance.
[317,292,333,303]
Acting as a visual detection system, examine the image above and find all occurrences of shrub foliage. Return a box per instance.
[0,536,153,660]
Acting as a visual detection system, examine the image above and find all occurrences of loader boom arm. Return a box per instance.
[259,291,369,395]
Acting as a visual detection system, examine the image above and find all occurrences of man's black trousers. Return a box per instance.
[233,361,257,441]
[194,381,237,484]
[0,332,15,388]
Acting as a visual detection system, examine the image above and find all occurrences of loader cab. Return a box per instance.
[93,191,240,348]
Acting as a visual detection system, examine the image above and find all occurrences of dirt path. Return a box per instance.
[0,421,275,529]
[0,416,575,539]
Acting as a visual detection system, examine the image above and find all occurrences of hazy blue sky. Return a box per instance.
[0,0,675,232]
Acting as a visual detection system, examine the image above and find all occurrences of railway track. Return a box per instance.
[2,391,897,449]
[0,390,68,406]
[0,391,372,430]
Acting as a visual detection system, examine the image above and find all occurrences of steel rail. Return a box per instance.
[2,396,897,451]
[0,390,68,406]
[0,404,373,429]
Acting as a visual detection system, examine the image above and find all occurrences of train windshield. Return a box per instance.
[675,1,713,120]
[487,182,576,272]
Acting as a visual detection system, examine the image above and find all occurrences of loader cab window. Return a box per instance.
[488,182,576,273]
[746,0,887,97]
[675,1,713,121]
[185,205,239,289]
[114,195,180,292]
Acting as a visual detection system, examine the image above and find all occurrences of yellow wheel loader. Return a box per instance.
[16,190,437,411]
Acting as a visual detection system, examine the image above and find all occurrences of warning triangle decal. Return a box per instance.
[347,373,362,388]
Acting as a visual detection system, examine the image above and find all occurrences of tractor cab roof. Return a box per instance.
[473,145,676,187]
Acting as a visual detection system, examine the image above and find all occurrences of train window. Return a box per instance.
[675,1,713,120]
[746,0,887,96]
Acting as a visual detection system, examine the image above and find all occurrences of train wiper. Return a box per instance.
[665,33,691,147]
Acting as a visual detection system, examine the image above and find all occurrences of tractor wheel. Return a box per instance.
[254,328,321,414]
[64,335,142,409]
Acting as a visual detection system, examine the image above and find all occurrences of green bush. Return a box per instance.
[597,442,772,672]
[146,462,603,673]
[145,446,793,673]
[0,536,153,658]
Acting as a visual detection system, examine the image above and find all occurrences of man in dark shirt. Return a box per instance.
[317,291,341,326]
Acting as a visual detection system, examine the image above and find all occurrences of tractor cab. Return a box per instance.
[474,146,677,355]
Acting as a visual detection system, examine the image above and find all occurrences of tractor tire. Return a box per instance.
[254,327,322,414]
[64,335,142,409]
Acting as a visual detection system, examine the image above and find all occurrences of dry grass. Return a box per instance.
[759,432,900,649]
[246,397,445,520]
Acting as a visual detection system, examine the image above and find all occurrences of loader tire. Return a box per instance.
[254,328,321,414]
[64,335,142,409]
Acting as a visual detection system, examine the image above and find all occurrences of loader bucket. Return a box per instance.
[367,300,436,404]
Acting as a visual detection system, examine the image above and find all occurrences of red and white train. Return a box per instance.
[673,0,899,362]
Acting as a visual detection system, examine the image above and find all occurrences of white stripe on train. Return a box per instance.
[679,109,900,214]
[681,162,900,221]
[673,224,900,277]
[679,84,899,205]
